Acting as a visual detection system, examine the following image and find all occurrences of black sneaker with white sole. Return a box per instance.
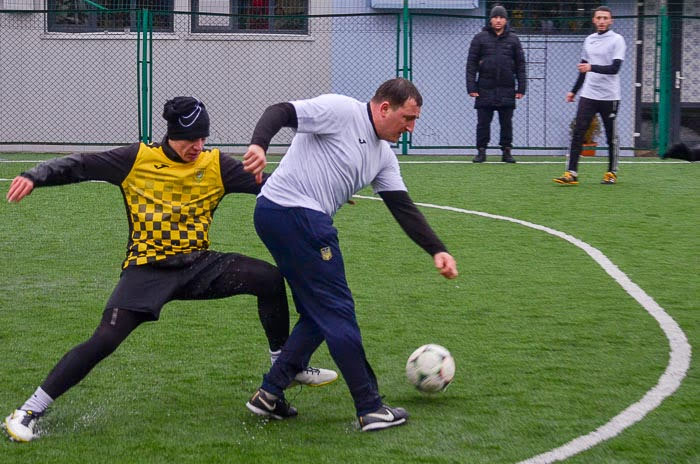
[358,404,408,432]
[246,388,298,420]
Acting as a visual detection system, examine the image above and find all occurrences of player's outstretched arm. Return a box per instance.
[6,176,34,203]
[434,251,458,279]
[6,146,139,202]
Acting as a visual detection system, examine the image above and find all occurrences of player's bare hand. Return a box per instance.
[577,63,591,73]
[566,92,575,103]
[6,176,34,203]
[469,92,479,98]
[515,93,524,100]
[434,252,458,280]
[243,144,267,184]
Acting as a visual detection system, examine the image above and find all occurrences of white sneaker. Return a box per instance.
[4,409,43,442]
[291,367,338,387]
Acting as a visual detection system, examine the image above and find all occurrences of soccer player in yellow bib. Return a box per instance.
[3,97,336,442]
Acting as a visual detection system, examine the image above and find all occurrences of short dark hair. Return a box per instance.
[594,6,612,16]
[371,78,423,108]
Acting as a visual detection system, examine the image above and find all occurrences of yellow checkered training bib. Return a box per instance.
[121,143,224,268]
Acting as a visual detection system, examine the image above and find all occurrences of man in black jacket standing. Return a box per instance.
[466,5,527,163]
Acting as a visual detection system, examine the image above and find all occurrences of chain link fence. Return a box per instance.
[410,13,639,152]
[0,10,140,145]
[149,11,400,148]
[0,7,692,154]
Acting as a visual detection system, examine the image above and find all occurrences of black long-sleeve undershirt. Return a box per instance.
[571,59,622,94]
[379,190,447,256]
[250,102,298,151]
[591,59,622,75]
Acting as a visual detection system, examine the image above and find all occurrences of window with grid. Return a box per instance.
[487,1,602,35]
[47,0,174,33]
[191,0,308,34]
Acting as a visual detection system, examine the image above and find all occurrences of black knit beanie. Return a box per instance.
[163,97,210,140]
[490,5,507,18]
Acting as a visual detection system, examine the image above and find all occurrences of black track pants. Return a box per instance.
[568,97,619,174]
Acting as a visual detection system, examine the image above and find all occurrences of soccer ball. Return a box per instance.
[405,344,455,393]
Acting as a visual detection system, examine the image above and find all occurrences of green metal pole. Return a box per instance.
[395,14,400,77]
[651,14,659,149]
[657,5,671,156]
[402,0,408,80]
[408,11,413,81]
[82,0,107,10]
[140,8,150,144]
[148,10,153,143]
[136,9,142,142]
[400,0,409,155]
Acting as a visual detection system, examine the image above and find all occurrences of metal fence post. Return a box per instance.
[137,8,152,144]
[657,5,671,156]
[400,0,409,155]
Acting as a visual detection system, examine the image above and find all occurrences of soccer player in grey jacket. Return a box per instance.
[555,6,626,185]
[241,78,459,431]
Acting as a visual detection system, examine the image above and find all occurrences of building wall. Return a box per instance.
[331,0,639,154]
[0,0,665,154]
[0,0,336,147]
[0,12,139,144]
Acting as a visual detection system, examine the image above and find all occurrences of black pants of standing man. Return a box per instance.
[474,106,515,163]
[477,106,513,148]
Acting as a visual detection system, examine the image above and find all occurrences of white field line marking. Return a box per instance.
[354,194,692,464]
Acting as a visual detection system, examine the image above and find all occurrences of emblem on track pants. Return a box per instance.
[320,247,332,261]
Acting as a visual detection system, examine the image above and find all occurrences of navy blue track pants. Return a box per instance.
[255,196,381,416]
